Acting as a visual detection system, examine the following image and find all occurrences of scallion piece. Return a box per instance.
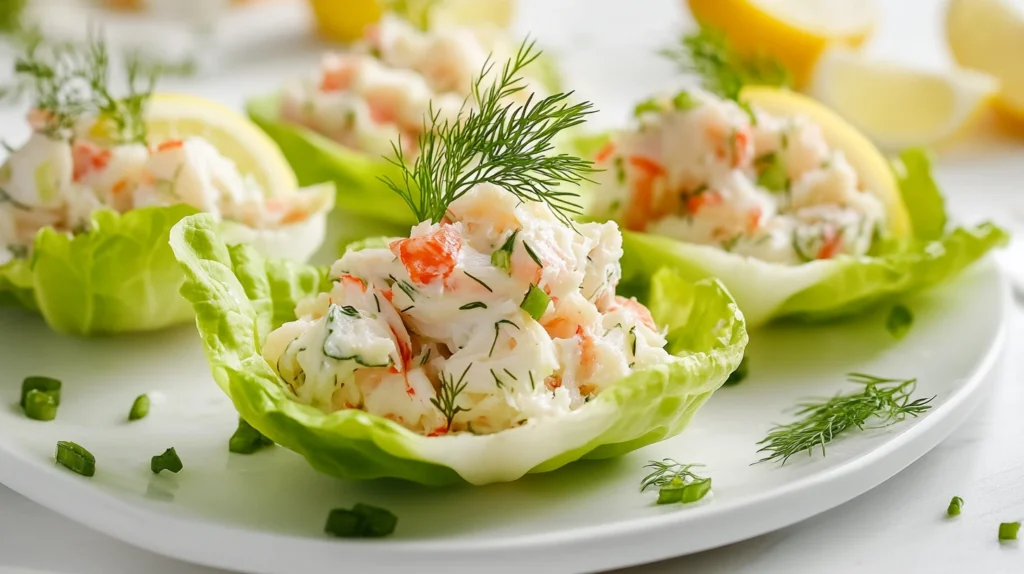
[24,390,57,421]
[680,477,712,503]
[490,231,518,273]
[672,91,698,111]
[633,98,662,117]
[229,418,274,454]
[325,504,398,538]
[21,376,61,408]
[656,477,685,505]
[886,304,913,340]
[151,447,183,474]
[55,441,95,477]
[128,394,150,421]
[999,522,1020,541]
[947,496,964,517]
[520,284,551,321]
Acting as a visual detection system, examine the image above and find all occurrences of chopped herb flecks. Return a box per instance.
[151,447,183,474]
[886,304,913,340]
[325,503,397,538]
[55,441,95,477]
[229,418,274,454]
[642,459,711,505]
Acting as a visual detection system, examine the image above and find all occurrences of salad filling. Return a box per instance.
[279,15,545,158]
[591,89,887,265]
[0,127,332,266]
[262,183,672,436]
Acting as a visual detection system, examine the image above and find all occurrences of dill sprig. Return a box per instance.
[641,459,706,492]
[1,30,184,143]
[430,364,472,431]
[756,373,934,465]
[380,39,596,226]
[661,26,790,103]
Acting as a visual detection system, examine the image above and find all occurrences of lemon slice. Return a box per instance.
[805,49,998,152]
[686,0,877,88]
[308,0,385,43]
[423,0,514,29]
[743,86,912,238]
[145,93,298,197]
[946,0,1024,125]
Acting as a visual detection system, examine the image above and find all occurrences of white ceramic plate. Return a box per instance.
[0,260,1007,574]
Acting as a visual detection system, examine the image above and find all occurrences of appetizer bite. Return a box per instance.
[171,43,746,485]
[0,37,334,335]
[247,14,557,226]
[589,87,1007,328]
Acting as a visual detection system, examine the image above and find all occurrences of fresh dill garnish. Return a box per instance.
[756,373,934,465]
[0,30,169,143]
[380,39,596,226]
[464,270,493,292]
[886,304,913,340]
[459,301,488,310]
[337,305,360,317]
[529,371,536,390]
[399,305,415,314]
[389,274,418,300]
[522,241,544,268]
[490,368,506,389]
[661,26,790,102]
[430,364,472,430]
[628,325,638,357]
[641,459,711,505]
[489,319,520,357]
[419,348,431,366]
[0,187,30,210]
[373,293,382,313]
[503,368,517,381]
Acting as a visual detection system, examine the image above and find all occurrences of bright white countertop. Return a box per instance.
[1,0,1023,573]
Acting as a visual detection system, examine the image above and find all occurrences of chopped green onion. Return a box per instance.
[947,496,964,517]
[999,522,1020,541]
[656,477,685,504]
[724,356,749,386]
[128,394,150,421]
[520,284,551,321]
[325,504,398,538]
[886,304,913,340]
[681,478,712,503]
[490,231,518,273]
[672,91,698,111]
[55,441,95,477]
[24,389,57,421]
[21,376,61,408]
[633,98,663,117]
[755,153,788,192]
[151,447,183,474]
[229,418,274,454]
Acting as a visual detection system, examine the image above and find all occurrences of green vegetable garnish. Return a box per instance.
[642,459,711,505]
[429,364,471,432]
[24,389,57,421]
[491,230,518,273]
[672,90,698,111]
[229,418,274,454]
[55,441,95,477]
[886,304,913,340]
[947,496,964,517]
[20,375,61,408]
[324,503,398,538]
[999,522,1020,541]
[755,152,789,193]
[724,356,749,386]
[380,39,595,227]
[151,447,183,474]
[520,284,551,321]
[756,373,934,464]
[128,394,150,421]
[633,98,662,117]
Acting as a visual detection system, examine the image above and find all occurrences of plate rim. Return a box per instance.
[0,261,1010,574]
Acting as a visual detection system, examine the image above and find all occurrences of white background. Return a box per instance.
[1,0,1024,573]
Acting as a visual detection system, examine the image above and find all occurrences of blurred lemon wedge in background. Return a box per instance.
[145,94,299,197]
[308,0,513,42]
[743,86,911,238]
[806,50,999,151]
[946,0,1024,128]
[686,0,877,88]
[309,0,385,42]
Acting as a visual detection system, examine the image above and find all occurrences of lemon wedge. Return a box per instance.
[308,0,385,43]
[743,86,911,238]
[805,49,999,152]
[686,0,877,88]
[145,93,298,197]
[946,0,1024,126]
[423,0,514,29]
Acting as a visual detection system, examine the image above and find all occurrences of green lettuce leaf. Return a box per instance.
[170,213,746,486]
[246,95,415,227]
[619,149,1008,328]
[0,205,198,335]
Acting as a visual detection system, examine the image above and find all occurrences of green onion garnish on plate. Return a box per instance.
[999,522,1020,541]
[229,418,274,454]
[55,441,95,477]
[947,496,964,517]
[325,504,398,538]
[21,376,61,408]
[24,389,57,421]
[128,394,150,421]
[151,447,183,474]
[520,284,550,321]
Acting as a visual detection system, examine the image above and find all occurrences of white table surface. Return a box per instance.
[2,0,1024,573]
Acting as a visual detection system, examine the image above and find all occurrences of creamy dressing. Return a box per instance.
[0,129,333,265]
[262,184,673,436]
[591,89,886,265]
[279,16,545,158]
